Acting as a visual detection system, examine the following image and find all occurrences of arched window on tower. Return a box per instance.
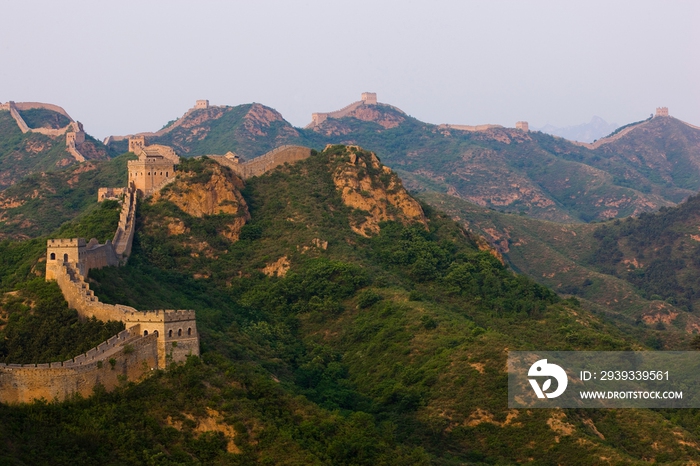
[144,330,149,336]
[154,330,159,337]
[63,253,69,262]
[178,329,182,337]
[50,252,56,260]
[188,328,192,336]
[169,329,173,338]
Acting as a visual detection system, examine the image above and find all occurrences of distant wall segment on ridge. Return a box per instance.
[440,123,504,132]
[11,102,73,120]
[210,145,312,179]
[306,92,394,128]
[1,101,87,162]
[104,100,216,145]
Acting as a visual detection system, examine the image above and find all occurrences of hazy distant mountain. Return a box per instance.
[535,116,619,143]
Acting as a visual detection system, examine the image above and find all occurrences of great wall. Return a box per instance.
[0,139,199,403]
[0,117,318,403]
[0,101,87,162]
[305,93,531,134]
[2,97,694,404]
[567,107,700,149]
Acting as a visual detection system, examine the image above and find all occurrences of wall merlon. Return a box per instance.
[47,238,84,247]
[164,310,197,321]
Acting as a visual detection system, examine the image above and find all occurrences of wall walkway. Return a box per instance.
[210,145,312,179]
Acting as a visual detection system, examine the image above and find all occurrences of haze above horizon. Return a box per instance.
[1,0,697,140]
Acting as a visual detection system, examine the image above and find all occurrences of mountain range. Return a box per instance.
[104,97,700,223]
[534,116,620,143]
[3,97,700,463]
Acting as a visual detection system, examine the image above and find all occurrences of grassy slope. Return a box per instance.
[0,149,696,463]
[0,111,74,189]
[18,108,71,129]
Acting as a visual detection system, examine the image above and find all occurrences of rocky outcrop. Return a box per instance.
[152,163,250,241]
[243,103,300,139]
[332,147,427,236]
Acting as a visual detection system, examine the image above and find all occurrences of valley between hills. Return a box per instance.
[2,96,700,464]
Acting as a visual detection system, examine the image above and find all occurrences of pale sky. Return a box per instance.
[1,1,698,140]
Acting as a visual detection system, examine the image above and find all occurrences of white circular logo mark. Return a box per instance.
[528,359,568,399]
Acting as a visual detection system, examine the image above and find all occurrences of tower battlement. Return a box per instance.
[47,238,85,247]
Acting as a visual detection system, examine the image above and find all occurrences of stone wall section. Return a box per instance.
[211,145,311,179]
[98,187,127,202]
[112,183,137,258]
[7,102,30,133]
[0,328,158,404]
[12,102,72,119]
[440,123,504,132]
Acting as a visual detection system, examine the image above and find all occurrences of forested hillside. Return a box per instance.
[420,190,700,351]
[2,146,700,464]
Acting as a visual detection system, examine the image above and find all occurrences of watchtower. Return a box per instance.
[128,136,146,153]
[312,113,328,125]
[516,121,529,132]
[195,100,209,110]
[361,92,378,105]
[655,107,669,117]
[46,238,86,280]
